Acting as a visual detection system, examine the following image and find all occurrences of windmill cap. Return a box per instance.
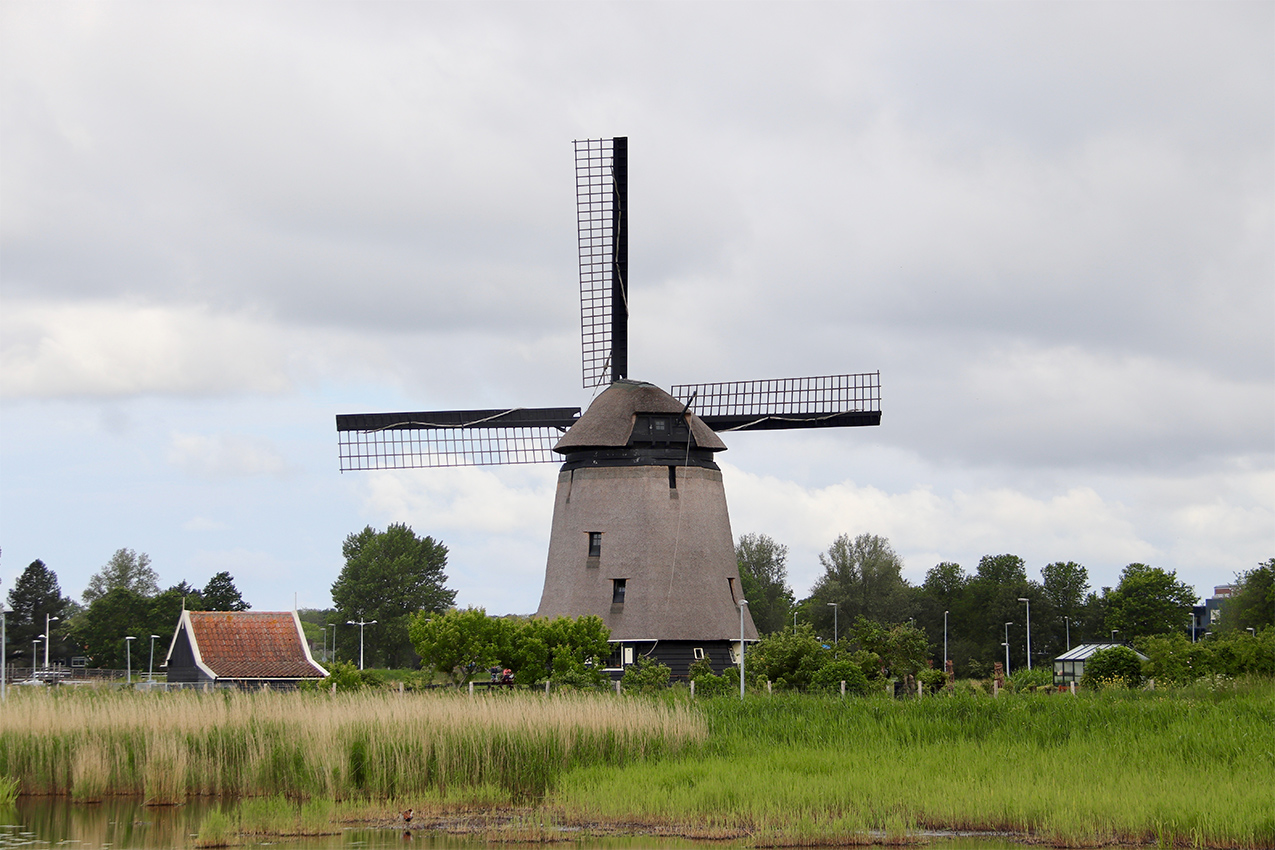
[554,380,727,453]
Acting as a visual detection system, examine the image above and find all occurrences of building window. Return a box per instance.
[612,578,627,604]
[652,418,668,435]
[693,647,705,660]
[588,531,602,558]
[623,646,634,666]
[668,465,677,489]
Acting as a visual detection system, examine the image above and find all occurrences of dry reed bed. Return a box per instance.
[0,689,705,803]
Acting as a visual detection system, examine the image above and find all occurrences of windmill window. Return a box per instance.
[652,418,668,434]
[588,532,602,558]
[693,647,705,660]
[668,466,677,489]
[727,576,737,603]
[612,578,627,604]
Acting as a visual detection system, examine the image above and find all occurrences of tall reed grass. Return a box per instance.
[0,688,704,803]
[555,687,1275,848]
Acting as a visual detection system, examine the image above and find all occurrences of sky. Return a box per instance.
[1,2,1272,618]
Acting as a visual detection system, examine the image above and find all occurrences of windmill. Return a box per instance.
[336,137,881,677]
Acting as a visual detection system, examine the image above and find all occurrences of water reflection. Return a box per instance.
[0,798,1025,850]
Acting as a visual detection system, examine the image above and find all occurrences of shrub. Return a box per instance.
[322,661,366,692]
[621,656,671,693]
[809,660,870,695]
[1006,667,1052,692]
[918,667,949,693]
[1081,646,1144,689]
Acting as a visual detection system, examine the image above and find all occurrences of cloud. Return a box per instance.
[167,432,293,479]
[0,300,292,398]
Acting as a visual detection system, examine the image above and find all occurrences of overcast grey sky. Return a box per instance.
[2,1,1271,617]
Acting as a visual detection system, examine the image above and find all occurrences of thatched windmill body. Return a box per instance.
[337,137,881,677]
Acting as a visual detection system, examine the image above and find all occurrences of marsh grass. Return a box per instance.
[554,687,1274,848]
[0,688,704,803]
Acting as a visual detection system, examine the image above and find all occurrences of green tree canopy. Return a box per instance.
[83,548,159,605]
[332,524,457,668]
[67,587,152,670]
[202,571,250,611]
[1222,558,1274,632]
[6,559,72,666]
[736,533,794,634]
[808,533,911,633]
[1105,563,1198,639]
[408,607,510,682]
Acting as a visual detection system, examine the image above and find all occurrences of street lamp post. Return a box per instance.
[1017,598,1031,670]
[737,600,748,700]
[943,611,949,672]
[328,623,336,662]
[1111,629,1119,643]
[827,602,839,648]
[125,636,136,684]
[1065,616,1071,650]
[44,615,59,670]
[1003,623,1012,677]
[33,638,42,674]
[346,619,377,670]
[1,595,6,701]
[148,634,160,683]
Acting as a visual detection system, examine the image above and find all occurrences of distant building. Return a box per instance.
[1053,643,1148,686]
[163,610,328,688]
[1190,585,1234,639]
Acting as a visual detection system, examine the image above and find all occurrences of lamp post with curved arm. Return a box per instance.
[1003,623,1012,677]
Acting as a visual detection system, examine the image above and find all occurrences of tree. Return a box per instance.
[965,554,1036,672]
[83,548,159,605]
[202,571,250,611]
[1221,558,1274,632]
[736,533,795,634]
[408,607,511,683]
[848,616,930,679]
[808,533,911,633]
[1105,563,1198,639]
[67,587,152,669]
[6,560,72,666]
[1042,561,1089,652]
[332,524,456,668]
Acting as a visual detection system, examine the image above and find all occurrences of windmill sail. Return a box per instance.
[336,407,579,470]
[576,136,627,388]
[671,373,881,432]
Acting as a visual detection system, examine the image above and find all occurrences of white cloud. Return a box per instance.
[167,432,293,479]
[0,300,292,398]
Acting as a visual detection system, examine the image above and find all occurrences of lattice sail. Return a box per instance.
[336,407,579,470]
[575,136,627,388]
[671,373,882,432]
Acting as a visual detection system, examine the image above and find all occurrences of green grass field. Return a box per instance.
[0,682,1270,848]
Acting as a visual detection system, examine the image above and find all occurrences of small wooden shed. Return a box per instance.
[163,610,328,688]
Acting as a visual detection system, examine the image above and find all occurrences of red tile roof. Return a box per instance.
[187,611,326,679]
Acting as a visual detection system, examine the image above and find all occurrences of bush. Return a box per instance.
[1006,667,1052,692]
[321,660,366,692]
[621,655,671,693]
[688,658,736,697]
[1081,646,1144,689]
[918,667,949,693]
[809,660,870,695]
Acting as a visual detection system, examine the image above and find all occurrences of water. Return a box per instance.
[0,798,1026,849]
